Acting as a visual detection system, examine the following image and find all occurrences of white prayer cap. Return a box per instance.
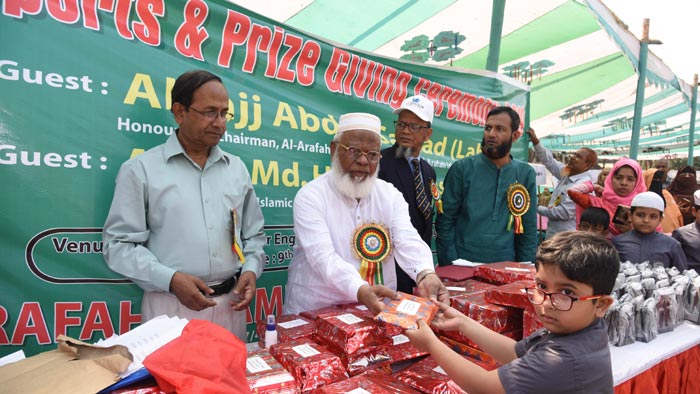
[393,95,435,123]
[694,189,700,206]
[631,192,664,212]
[337,112,381,136]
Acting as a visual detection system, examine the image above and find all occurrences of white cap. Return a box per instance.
[337,112,381,135]
[631,192,665,212]
[694,189,700,205]
[393,95,435,123]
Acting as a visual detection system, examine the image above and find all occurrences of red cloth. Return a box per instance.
[143,319,250,394]
[614,345,700,394]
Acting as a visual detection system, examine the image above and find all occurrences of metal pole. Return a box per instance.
[688,74,697,165]
[485,0,506,72]
[630,19,654,160]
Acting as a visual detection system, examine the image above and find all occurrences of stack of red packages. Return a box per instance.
[311,370,421,393]
[440,336,500,370]
[447,279,497,300]
[484,280,536,310]
[269,339,348,392]
[474,262,536,285]
[394,356,470,394]
[313,310,389,355]
[383,333,428,364]
[256,314,314,347]
[374,292,439,330]
[246,349,300,394]
[451,291,523,333]
[523,308,544,337]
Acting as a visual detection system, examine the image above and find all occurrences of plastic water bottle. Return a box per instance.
[264,315,277,348]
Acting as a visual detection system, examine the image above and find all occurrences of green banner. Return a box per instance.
[0,0,528,356]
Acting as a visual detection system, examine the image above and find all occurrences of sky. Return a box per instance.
[605,0,700,84]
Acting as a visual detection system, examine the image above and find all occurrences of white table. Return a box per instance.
[610,322,700,386]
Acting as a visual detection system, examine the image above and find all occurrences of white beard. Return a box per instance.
[395,145,414,159]
[330,154,378,200]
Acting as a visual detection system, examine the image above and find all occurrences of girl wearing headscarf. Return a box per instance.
[644,168,683,233]
[667,165,699,225]
[568,157,646,237]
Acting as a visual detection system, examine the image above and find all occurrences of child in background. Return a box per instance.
[612,192,688,270]
[644,168,683,233]
[406,232,619,394]
[579,207,610,238]
[568,157,646,237]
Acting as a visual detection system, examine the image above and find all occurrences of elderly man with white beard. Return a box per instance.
[284,112,448,315]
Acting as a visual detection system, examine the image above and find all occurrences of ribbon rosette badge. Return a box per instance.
[353,224,392,286]
[430,179,443,214]
[506,182,530,234]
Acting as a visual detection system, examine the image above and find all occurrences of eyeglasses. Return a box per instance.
[394,121,430,133]
[336,143,382,163]
[524,287,604,312]
[189,107,234,121]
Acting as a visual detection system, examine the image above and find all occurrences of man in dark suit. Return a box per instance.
[378,95,437,294]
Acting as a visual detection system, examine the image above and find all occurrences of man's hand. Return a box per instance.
[230,271,257,311]
[404,319,438,353]
[525,128,540,146]
[357,284,396,314]
[169,272,217,311]
[417,273,449,304]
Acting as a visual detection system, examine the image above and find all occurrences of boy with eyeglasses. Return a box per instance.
[406,231,620,394]
[612,191,688,270]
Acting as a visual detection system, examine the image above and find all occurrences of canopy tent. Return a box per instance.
[232,0,699,162]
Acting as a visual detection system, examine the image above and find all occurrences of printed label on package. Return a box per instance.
[396,299,421,315]
[246,356,272,373]
[278,319,310,329]
[292,343,321,358]
[336,313,364,325]
[392,334,410,345]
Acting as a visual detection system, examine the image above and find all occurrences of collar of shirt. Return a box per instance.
[163,132,229,166]
[405,155,422,172]
[567,170,592,183]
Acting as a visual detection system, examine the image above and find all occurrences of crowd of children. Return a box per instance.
[404,157,700,394]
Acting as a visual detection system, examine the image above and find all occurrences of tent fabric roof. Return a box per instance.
[232,0,699,160]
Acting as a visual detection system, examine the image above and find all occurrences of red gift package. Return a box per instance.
[246,349,300,394]
[374,292,439,330]
[439,336,500,370]
[311,370,421,394]
[523,308,544,338]
[257,314,314,347]
[313,311,389,355]
[269,339,348,392]
[436,325,522,351]
[384,333,429,364]
[338,302,375,319]
[394,356,467,394]
[484,280,535,310]
[300,306,345,321]
[338,345,392,376]
[447,279,497,300]
[474,262,536,285]
[451,291,523,333]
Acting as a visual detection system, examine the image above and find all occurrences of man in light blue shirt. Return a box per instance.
[526,128,597,238]
[103,70,266,340]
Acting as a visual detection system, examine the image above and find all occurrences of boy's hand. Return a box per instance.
[405,319,437,352]
[430,300,467,332]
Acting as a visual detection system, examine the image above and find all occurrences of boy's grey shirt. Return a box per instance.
[498,318,613,394]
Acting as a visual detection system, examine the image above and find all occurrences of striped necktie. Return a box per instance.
[412,159,431,219]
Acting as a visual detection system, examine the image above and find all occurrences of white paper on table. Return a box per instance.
[451,259,484,267]
[96,315,189,378]
[0,350,25,367]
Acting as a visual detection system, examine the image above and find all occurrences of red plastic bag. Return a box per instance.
[143,319,250,394]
